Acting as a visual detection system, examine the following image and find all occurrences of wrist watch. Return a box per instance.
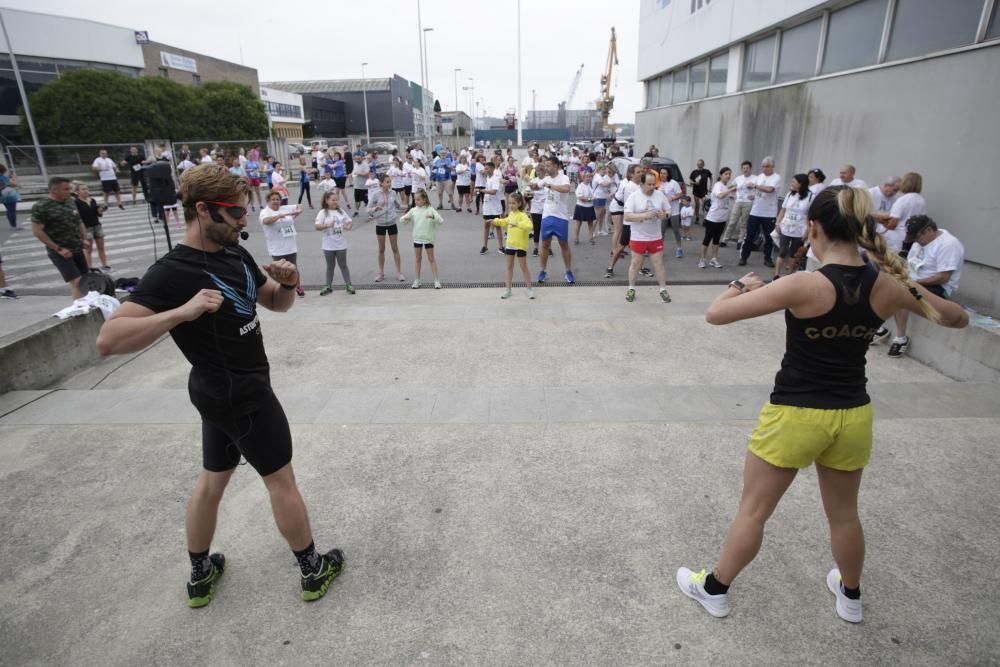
[728,279,748,294]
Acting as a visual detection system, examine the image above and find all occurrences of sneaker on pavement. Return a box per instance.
[498,248,505,256]
[500,288,513,299]
[397,273,405,282]
[537,271,547,283]
[625,288,636,303]
[604,268,613,278]
[698,258,707,269]
[102,265,112,271]
[320,286,333,296]
[738,259,747,266]
[639,267,653,277]
[659,288,672,303]
[565,271,576,284]
[826,568,863,623]
[0,288,17,299]
[888,336,909,358]
[675,248,684,258]
[871,327,891,345]
[480,246,488,255]
[710,258,723,269]
[187,553,225,609]
[532,248,539,257]
[301,548,345,602]
[374,272,384,283]
[411,279,421,289]
[346,284,356,294]
[676,567,730,618]
[527,288,535,299]
[434,280,442,289]
[763,259,775,268]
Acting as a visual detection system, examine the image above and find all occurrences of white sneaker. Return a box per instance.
[434,280,442,289]
[676,567,730,618]
[527,288,535,299]
[698,258,707,269]
[411,279,421,289]
[500,289,512,299]
[710,258,723,269]
[826,568,863,623]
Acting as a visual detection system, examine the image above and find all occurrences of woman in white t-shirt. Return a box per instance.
[259,191,304,296]
[573,170,597,244]
[388,157,408,209]
[700,167,735,269]
[270,162,290,205]
[592,165,612,236]
[454,155,473,213]
[774,173,812,279]
[314,191,355,295]
[410,159,428,195]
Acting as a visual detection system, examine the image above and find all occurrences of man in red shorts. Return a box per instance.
[622,171,671,303]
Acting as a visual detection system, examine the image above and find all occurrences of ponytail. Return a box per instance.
[838,187,941,323]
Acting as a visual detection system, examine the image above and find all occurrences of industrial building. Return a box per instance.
[635,0,1000,311]
[260,86,304,145]
[526,109,603,141]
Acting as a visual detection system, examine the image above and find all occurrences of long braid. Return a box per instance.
[840,188,941,323]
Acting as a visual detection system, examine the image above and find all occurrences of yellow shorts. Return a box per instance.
[748,401,873,471]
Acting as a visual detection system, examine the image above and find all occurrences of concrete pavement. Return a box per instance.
[1,286,998,665]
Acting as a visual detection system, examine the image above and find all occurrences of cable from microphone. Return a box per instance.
[208,209,250,240]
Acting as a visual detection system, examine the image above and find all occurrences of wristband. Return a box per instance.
[280,282,297,290]
[729,279,748,294]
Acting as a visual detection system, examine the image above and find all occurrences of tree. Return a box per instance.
[22,70,269,144]
[433,99,441,113]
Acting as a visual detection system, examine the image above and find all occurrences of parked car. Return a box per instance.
[360,141,397,154]
[641,156,685,192]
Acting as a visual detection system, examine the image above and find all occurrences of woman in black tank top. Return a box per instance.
[676,186,967,623]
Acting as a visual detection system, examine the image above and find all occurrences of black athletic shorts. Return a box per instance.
[130,172,144,186]
[334,176,347,189]
[393,187,406,193]
[101,179,120,193]
[457,185,470,195]
[404,185,413,196]
[504,248,527,257]
[354,188,368,203]
[47,248,88,282]
[414,242,434,249]
[200,391,292,477]
[376,224,398,236]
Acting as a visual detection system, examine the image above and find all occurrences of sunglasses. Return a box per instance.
[203,200,248,220]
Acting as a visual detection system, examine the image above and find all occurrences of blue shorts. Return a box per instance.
[541,216,569,242]
[594,198,607,207]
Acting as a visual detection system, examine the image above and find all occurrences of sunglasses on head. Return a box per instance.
[203,201,248,219]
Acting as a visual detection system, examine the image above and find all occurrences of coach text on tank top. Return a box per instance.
[770,263,884,409]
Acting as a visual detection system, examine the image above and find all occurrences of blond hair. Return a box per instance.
[899,172,922,194]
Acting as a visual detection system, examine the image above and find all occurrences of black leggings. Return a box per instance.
[531,213,542,243]
[702,221,726,247]
[297,180,312,206]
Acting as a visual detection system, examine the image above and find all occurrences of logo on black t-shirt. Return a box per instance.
[205,263,257,317]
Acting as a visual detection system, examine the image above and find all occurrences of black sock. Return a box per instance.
[189,549,212,581]
[842,583,861,600]
[293,541,321,574]
[704,572,730,596]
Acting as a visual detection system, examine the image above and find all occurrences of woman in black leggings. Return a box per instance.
[699,167,734,269]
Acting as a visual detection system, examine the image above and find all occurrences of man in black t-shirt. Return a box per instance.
[689,159,713,226]
[96,164,343,608]
[121,146,148,206]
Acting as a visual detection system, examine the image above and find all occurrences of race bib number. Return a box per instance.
[132,164,142,172]
[280,225,296,238]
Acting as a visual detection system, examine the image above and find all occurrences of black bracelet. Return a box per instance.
[280,282,297,290]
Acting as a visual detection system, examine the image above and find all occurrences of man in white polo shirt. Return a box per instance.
[623,171,672,303]
[533,156,575,284]
[829,164,867,188]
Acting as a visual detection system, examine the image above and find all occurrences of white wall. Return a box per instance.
[260,86,304,123]
[0,8,144,68]
[638,0,827,80]
[636,45,1000,310]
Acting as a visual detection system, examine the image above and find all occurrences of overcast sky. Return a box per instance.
[3,0,642,124]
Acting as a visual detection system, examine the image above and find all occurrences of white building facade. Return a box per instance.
[636,0,1000,311]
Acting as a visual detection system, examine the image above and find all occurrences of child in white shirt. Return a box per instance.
[680,196,695,240]
[365,175,380,220]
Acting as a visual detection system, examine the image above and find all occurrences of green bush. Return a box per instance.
[21,70,268,143]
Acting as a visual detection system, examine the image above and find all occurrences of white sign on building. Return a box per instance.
[160,51,198,73]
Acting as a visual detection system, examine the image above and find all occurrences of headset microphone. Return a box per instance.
[208,209,250,240]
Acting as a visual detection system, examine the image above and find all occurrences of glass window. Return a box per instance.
[646,78,658,108]
[708,53,728,96]
[690,59,707,99]
[821,0,889,74]
[886,0,984,61]
[13,58,56,73]
[158,67,169,78]
[192,74,201,85]
[672,66,688,103]
[776,18,822,83]
[0,54,11,68]
[658,72,672,105]
[743,33,776,89]
[987,2,1000,39]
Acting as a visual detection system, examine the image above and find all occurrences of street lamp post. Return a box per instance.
[0,10,47,180]
[361,62,370,145]
[453,68,461,147]
[516,0,523,146]
[468,77,474,130]
[422,27,434,146]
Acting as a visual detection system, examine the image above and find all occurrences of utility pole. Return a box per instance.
[0,9,47,180]
[516,0,523,146]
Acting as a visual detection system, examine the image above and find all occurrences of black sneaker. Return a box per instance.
[480,246,488,255]
[0,288,17,299]
[532,248,539,257]
[718,242,728,248]
[887,337,909,358]
[870,327,891,346]
[604,268,613,278]
[738,259,747,266]
[763,259,775,268]
[187,553,225,608]
[639,267,653,277]
[301,548,344,602]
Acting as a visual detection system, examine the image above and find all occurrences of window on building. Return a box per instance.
[776,18,822,83]
[672,66,688,103]
[708,53,728,96]
[988,2,1000,39]
[658,73,672,106]
[689,59,708,99]
[743,33,776,89]
[646,78,659,108]
[158,67,169,78]
[886,0,984,61]
[192,74,201,85]
[821,0,889,74]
